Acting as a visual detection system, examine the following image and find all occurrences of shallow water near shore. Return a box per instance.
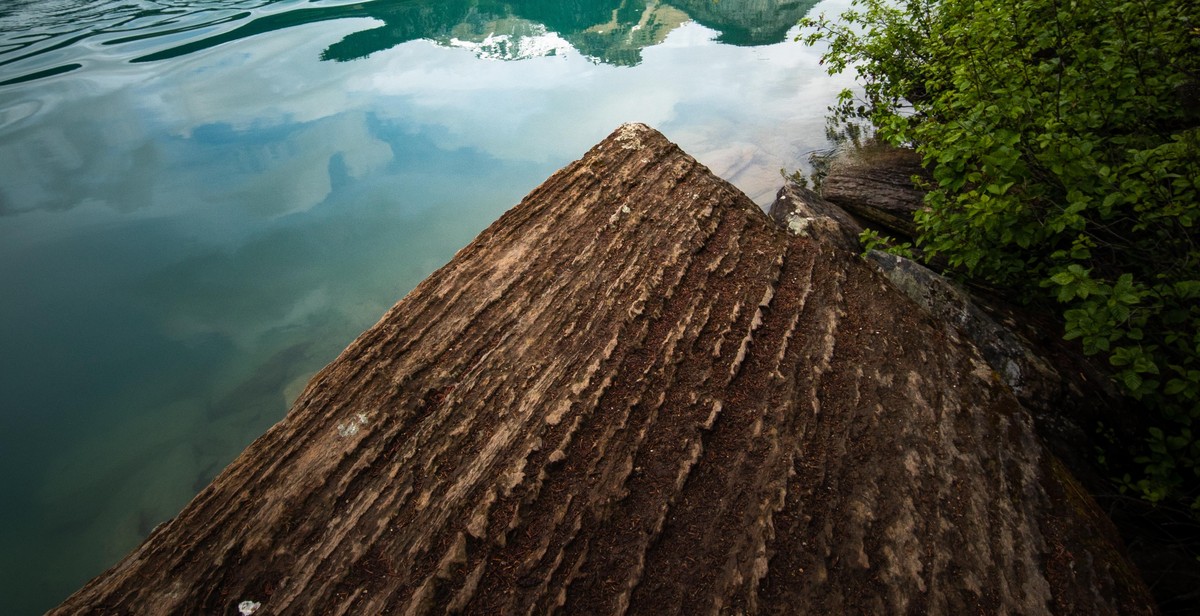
[0,0,854,611]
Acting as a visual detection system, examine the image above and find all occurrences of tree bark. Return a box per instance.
[54,124,1154,615]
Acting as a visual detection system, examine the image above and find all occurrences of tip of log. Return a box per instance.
[54,124,1155,616]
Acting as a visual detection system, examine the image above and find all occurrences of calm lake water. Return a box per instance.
[0,0,854,612]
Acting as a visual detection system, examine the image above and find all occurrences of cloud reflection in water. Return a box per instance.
[0,1,857,613]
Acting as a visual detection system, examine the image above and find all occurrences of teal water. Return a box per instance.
[0,0,854,612]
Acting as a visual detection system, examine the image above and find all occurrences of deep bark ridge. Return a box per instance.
[55,124,1153,615]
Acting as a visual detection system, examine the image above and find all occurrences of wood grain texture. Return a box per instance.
[54,124,1153,615]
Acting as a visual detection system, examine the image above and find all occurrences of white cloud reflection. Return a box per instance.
[136,14,855,206]
[336,20,856,202]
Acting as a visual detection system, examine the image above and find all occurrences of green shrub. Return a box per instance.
[800,0,1200,509]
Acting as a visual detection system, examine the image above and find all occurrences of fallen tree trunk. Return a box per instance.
[820,144,929,239]
[54,124,1154,615]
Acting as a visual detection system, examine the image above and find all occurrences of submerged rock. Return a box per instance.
[54,124,1154,615]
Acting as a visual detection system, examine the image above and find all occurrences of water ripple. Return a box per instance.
[0,0,292,86]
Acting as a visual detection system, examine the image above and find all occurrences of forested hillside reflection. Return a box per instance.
[135,0,818,66]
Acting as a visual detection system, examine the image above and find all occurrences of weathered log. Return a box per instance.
[821,144,929,238]
[861,250,1128,487]
[808,145,1196,611]
[54,124,1154,615]
[772,170,1119,474]
[865,252,1070,420]
[807,143,1142,470]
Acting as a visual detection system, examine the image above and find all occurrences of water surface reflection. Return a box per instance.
[0,0,853,611]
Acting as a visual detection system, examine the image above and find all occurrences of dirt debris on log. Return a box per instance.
[54,124,1154,615]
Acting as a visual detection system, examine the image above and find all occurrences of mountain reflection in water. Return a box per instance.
[2,0,816,84]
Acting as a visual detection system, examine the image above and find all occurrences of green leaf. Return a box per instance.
[1123,371,1144,392]
[1165,379,1189,395]
[1051,271,1074,285]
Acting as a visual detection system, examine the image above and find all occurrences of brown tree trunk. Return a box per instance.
[54,124,1154,615]
[821,144,929,239]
